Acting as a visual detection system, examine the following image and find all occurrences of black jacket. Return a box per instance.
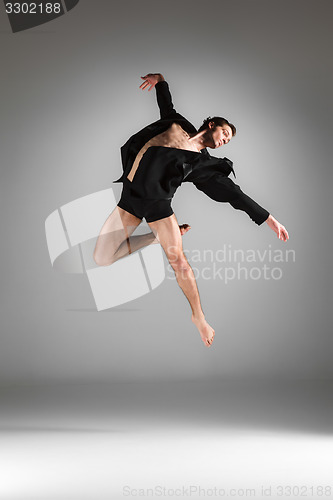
[113,81,270,225]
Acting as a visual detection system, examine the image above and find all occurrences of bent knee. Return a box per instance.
[93,251,113,267]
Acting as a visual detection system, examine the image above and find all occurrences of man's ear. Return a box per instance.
[208,121,215,129]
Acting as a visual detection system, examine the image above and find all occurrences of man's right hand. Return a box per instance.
[139,73,165,91]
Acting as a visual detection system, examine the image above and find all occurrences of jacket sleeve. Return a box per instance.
[193,174,270,226]
[155,81,178,119]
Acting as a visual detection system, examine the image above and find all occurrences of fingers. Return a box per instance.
[278,227,289,242]
[140,75,151,88]
[140,81,150,90]
[276,224,289,242]
[139,80,155,91]
[139,74,157,91]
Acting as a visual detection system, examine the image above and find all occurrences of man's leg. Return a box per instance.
[114,223,191,259]
[93,206,143,266]
[93,208,192,266]
[148,214,215,347]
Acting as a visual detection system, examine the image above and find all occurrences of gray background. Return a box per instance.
[1,0,332,385]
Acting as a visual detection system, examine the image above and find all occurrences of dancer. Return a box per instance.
[93,73,289,347]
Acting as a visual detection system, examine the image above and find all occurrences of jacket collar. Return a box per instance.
[201,148,236,178]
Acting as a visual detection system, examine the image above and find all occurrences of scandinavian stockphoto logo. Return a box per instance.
[165,245,296,283]
[4,0,80,33]
[45,189,294,310]
[45,188,166,311]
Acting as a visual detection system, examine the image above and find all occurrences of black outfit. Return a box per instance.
[117,175,174,222]
[115,81,270,225]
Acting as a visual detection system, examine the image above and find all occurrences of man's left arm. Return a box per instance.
[193,174,289,240]
[193,174,270,226]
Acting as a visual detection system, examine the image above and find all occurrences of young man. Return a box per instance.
[93,73,289,348]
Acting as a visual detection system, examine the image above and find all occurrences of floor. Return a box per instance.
[0,379,332,500]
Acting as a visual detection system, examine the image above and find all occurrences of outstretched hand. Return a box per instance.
[139,73,165,91]
[266,215,289,241]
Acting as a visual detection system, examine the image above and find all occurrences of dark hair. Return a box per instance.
[197,116,236,136]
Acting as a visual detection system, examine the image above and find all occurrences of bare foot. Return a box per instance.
[191,314,215,347]
[179,223,191,236]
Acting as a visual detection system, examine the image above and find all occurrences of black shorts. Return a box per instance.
[117,179,174,223]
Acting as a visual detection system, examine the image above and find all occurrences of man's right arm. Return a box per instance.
[155,80,178,119]
[140,73,178,119]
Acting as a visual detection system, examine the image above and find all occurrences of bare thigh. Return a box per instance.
[148,213,184,265]
[93,206,142,265]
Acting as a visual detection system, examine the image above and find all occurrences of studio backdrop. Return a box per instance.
[0,0,332,384]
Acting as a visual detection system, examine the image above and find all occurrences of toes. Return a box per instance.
[206,335,214,346]
[179,224,191,232]
[182,225,191,235]
[180,228,190,236]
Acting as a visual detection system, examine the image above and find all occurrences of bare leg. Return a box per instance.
[93,207,192,266]
[148,214,215,347]
[111,231,158,261]
[113,222,192,261]
[93,206,142,266]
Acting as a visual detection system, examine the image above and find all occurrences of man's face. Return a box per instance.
[208,123,233,149]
